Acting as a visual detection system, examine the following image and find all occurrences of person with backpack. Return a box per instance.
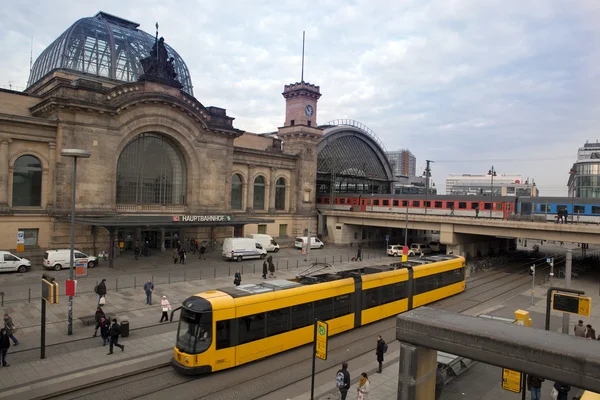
[376,335,387,373]
[95,279,107,306]
[107,318,125,354]
[335,362,351,400]
[234,271,242,286]
[92,307,105,337]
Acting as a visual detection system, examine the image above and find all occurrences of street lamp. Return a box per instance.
[488,166,497,218]
[61,148,91,335]
[569,168,577,223]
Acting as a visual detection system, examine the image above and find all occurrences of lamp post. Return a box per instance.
[488,166,497,218]
[569,168,576,223]
[61,149,91,335]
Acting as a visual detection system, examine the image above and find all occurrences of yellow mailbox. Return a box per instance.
[514,309,531,327]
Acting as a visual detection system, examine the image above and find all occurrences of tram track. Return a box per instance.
[47,258,543,400]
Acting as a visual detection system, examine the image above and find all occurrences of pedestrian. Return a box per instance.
[134,245,140,260]
[356,243,362,261]
[94,279,107,306]
[586,324,596,339]
[475,206,479,218]
[99,316,109,346]
[144,279,154,305]
[179,247,186,264]
[335,362,351,400]
[0,328,10,367]
[3,314,18,346]
[262,260,268,279]
[199,243,206,260]
[234,271,242,286]
[552,382,571,400]
[526,374,544,400]
[160,296,171,323]
[172,248,179,264]
[435,364,444,400]
[376,335,386,373]
[268,258,276,278]
[92,307,105,337]
[107,318,125,354]
[574,320,586,337]
[356,372,370,400]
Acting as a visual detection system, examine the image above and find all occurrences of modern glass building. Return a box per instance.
[568,142,600,198]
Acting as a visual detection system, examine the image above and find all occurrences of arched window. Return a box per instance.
[231,174,243,210]
[12,155,42,207]
[253,176,266,210]
[275,177,286,210]
[116,133,186,205]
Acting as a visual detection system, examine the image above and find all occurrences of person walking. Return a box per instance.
[95,279,107,306]
[99,316,109,346]
[107,318,125,354]
[335,362,351,400]
[0,328,10,367]
[262,260,268,279]
[268,257,276,278]
[356,243,362,262]
[199,243,206,260]
[553,382,571,400]
[234,271,242,286]
[586,324,596,339]
[3,314,18,346]
[574,320,586,337]
[134,245,140,260]
[356,372,370,400]
[144,279,154,305]
[172,248,179,264]
[92,307,105,337]
[179,247,186,264]
[160,296,171,323]
[527,374,544,400]
[375,335,386,373]
[435,364,444,400]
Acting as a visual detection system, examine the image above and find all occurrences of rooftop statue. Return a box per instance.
[139,36,182,88]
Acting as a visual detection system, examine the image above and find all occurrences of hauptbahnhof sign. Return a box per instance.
[172,215,232,222]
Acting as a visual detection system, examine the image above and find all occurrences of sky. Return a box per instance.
[1,0,599,195]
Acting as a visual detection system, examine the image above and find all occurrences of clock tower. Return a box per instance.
[282,81,321,127]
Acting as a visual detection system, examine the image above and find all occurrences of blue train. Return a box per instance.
[516,196,600,223]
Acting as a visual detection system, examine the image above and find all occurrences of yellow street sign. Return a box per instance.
[16,244,25,252]
[502,368,522,393]
[315,320,328,360]
[552,293,592,317]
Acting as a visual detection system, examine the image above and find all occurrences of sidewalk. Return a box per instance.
[0,256,390,398]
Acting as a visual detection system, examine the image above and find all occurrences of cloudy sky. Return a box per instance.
[2,0,599,195]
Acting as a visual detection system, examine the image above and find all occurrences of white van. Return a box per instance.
[222,238,267,262]
[43,249,98,271]
[294,237,324,250]
[410,243,432,256]
[246,234,280,252]
[0,251,31,273]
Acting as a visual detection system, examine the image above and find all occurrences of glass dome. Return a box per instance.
[28,12,193,95]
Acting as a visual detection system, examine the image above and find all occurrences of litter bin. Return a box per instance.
[120,320,129,338]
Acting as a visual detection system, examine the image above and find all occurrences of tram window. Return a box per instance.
[373,200,380,206]
[470,203,478,210]
[540,204,549,212]
[458,202,467,209]
[414,275,439,295]
[291,303,312,330]
[495,204,502,210]
[381,284,395,305]
[383,200,389,206]
[483,203,491,210]
[313,298,333,321]
[393,282,407,300]
[393,200,399,206]
[446,201,454,209]
[363,288,380,309]
[574,205,586,214]
[412,201,420,207]
[440,269,464,286]
[592,206,600,214]
[216,320,231,350]
[424,201,431,207]
[266,308,290,337]
[239,313,265,344]
[401,200,408,207]
[434,201,443,208]
[333,294,352,318]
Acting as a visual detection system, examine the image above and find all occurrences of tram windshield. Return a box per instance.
[176,308,212,354]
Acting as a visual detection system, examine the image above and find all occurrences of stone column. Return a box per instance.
[47,142,56,209]
[160,227,166,251]
[268,167,277,213]
[289,168,297,213]
[0,138,11,208]
[246,165,255,212]
[397,342,438,400]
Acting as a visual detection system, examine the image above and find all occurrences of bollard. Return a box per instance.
[229,266,231,276]
[29,288,31,303]
[276,261,279,271]
[287,260,289,270]
[0,292,3,307]
[184,271,186,282]
[340,255,342,263]
[200,270,202,281]
[296,259,299,269]
[253,264,256,274]
[168,273,171,284]
[214,268,216,279]
[134,277,137,289]
[242,265,244,275]
[116,278,119,292]
[152,275,154,285]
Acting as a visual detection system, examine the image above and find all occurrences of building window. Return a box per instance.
[231,174,243,210]
[279,224,288,237]
[253,176,266,210]
[258,224,267,234]
[19,228,39,248]
[116,133,186,205]
[291,120,295,126]
[12,155,42,207]
[307,121,311,127]
[275,177,286,210]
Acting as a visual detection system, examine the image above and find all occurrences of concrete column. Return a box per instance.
[269,167,277,213]
[264,183,271,212]
[246,166,255,212]
[160,227,166,251]
[397,342,438,400]
[290,168,297,213]
[47,142,56,208]
[0,139,11,207]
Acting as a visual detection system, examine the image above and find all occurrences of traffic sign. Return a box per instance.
[501,368,522,393]
[17,231,25,244]
[315,320,328,360]
[552,293,592,317]
[75,259,88,278]
[385,235,389,241]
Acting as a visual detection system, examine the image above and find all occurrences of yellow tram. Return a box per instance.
[171,254,466,375]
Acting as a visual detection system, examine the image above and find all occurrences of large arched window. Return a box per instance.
[116,133,186,205]
[12,155,42,207]
[253,176,266,210]
[275,177,286,210]
[231,174,243,210]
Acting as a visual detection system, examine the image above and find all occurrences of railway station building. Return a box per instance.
[0,11,394,260]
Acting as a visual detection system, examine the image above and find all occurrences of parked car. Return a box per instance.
[246,234,280,252]
[410,243,432,255]
[0,251,31,273]
[294,237,324,249]
[387,245,415,257]
[222,238,267,262]
[43,249,98,271]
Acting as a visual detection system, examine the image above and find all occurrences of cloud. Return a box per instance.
[1,0,599,195]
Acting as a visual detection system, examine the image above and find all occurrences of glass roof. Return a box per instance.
[28,12,193,95]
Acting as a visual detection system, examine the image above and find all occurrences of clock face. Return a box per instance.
[305,104,314,117]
